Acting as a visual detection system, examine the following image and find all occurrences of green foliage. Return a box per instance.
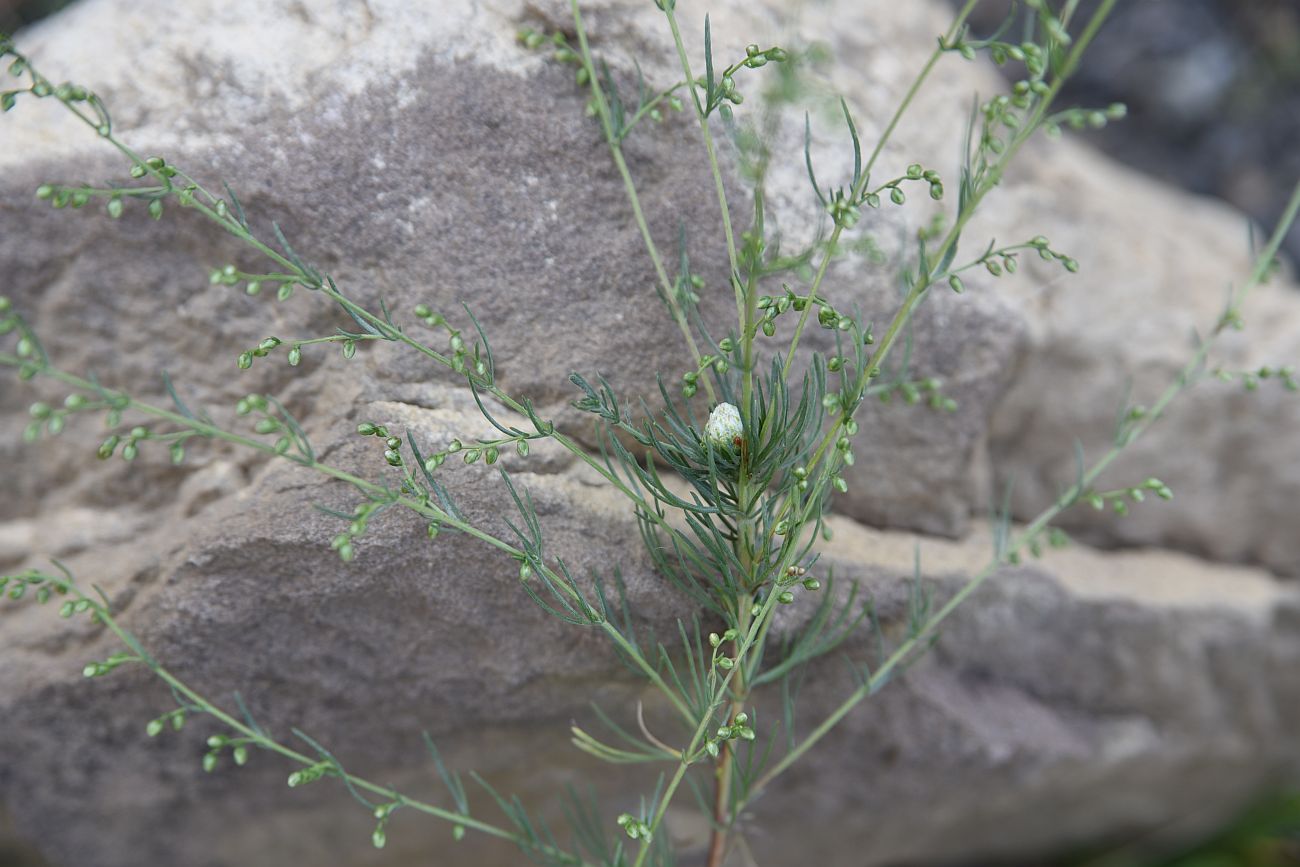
[2,2,1299,865]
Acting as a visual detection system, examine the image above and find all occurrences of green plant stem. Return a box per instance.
[741,174,1300,811]
[756,0,1121,565]
[662,5,745,336]
[620,81,689,140]
[0,351,700,728]
[27,575,594,866]
[14,46,702,567]
[847,0,1121,408]
[569,0,717,405]
[780,0,981,382]
[630,555,791,867]
[706,594,751,867]
[11,44,718,730]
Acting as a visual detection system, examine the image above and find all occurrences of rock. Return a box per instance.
[4,435,1298,867]
[0,0,1021,540]
[1,0,1299,866]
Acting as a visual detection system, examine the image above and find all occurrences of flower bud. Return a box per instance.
[704,402,743,448]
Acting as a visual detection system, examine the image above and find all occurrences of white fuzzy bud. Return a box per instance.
[704,402,743,448]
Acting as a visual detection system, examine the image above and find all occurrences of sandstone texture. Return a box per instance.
[1,0,1299,866]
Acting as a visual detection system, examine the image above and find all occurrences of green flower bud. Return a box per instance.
[97,435,120,460]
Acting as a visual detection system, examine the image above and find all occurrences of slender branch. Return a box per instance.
[7,571,594,866]
[0,351,701,727]
[570,0,717,404]
[662,5,745,333]
[744,174,1300,806]
[781,0,981,380]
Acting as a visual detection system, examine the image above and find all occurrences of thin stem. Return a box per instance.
[745,175,1300,807]
[620,81,689,139]
[21,574,594,866]
[758,0,1123,562]
[1,352,700,727]
[663,5,745,333]
[16,45,703,561]
[781,0,980,380]
[570,0,717,404]
[10,45,720,731]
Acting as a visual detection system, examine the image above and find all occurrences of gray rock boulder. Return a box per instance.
[2,0,1299,866]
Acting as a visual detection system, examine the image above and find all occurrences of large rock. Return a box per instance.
[2,0,1299,866]
[0,0,1024,540]
[4,426,1298,867]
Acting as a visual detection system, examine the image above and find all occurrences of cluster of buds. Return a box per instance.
[715,712,755,744]
[617,813,653,843]
[779,563,821,592]
[357,421,405,467]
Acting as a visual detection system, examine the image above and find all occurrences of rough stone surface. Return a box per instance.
[1,0,1299,866]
